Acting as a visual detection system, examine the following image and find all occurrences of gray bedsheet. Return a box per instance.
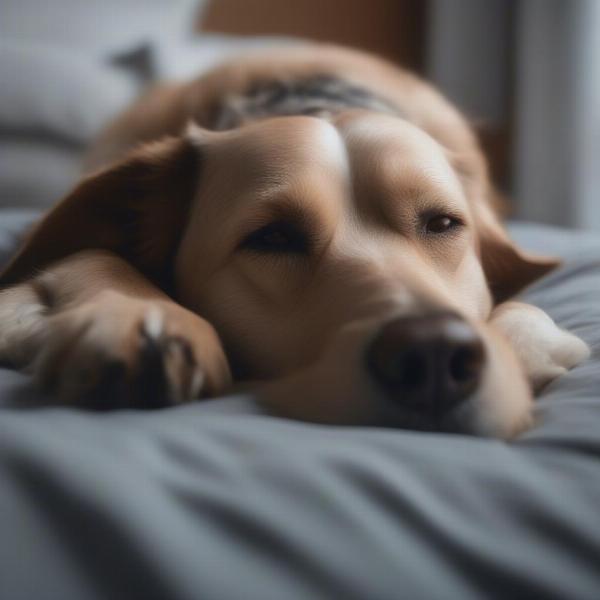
[1,212,599,600]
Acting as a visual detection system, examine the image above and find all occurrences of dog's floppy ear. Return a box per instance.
[447,149,559,304]
[476,199,560,304]
[0,135,200,288]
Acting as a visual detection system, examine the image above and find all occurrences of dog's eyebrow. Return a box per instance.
[239,161,346,214]
[241,194,317,229]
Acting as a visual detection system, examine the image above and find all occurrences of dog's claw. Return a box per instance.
[138,325,205,406]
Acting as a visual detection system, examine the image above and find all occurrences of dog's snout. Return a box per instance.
[366,313,485,418]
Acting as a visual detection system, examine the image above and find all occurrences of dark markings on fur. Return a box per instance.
[213,74,403,130]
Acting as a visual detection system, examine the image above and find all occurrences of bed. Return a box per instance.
[1,9,600,598]
[1,215,600,600]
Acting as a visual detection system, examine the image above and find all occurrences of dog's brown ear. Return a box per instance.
[476,203,560,304]
[447,148,559,304]
[0,135,200,288]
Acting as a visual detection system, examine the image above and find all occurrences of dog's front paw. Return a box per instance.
[34,291,231,408]
[491,301,590,391]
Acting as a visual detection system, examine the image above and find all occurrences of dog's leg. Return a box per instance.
[0,283,48,367]
[0,250,231,407]
[489,301,590,392]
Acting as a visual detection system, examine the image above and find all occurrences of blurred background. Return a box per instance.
[2,0,599,231]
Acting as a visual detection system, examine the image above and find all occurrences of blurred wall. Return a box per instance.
[201,0,426,69]
[427,0,514,191]
[513,0,600,231]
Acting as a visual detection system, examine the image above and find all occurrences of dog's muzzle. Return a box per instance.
[366,312,485,423]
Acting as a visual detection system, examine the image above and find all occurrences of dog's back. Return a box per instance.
[87,44,484,183]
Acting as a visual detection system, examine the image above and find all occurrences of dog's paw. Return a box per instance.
[33,291,230,408]
[491,301,590,391]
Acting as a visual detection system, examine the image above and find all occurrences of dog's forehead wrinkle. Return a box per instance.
[339,112,421,141]
[341,114,461,174]
[211,116,351,192]
[315,117,351,175]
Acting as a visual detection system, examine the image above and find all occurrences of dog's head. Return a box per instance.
[1,112,557,436]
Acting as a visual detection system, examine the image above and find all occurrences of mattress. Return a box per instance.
[0,211,599,599]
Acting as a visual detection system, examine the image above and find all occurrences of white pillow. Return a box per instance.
[0,41,139,209]
[0,41,138,144]
[151,34,304,80]
[1,0,206,58]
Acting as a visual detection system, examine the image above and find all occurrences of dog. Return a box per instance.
[0,44,590,437]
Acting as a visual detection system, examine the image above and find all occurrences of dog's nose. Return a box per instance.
[366,313,485,418]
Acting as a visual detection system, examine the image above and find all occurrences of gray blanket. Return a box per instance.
[1,212,599,600]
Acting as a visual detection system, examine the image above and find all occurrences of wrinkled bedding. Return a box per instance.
[0,212,599,600]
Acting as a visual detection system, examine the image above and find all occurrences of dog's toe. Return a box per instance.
[134,319,206,407]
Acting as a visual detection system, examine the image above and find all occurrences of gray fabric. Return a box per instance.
[0,210,39,266]
[1,216,599,600]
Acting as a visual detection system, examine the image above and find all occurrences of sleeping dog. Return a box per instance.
[0,44,589,437]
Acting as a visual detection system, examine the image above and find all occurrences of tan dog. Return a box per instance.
[0,44,589,436]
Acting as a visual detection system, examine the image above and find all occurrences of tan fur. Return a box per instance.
[0,43,588,436]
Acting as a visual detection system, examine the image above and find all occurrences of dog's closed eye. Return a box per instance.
[239,221,310,254]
